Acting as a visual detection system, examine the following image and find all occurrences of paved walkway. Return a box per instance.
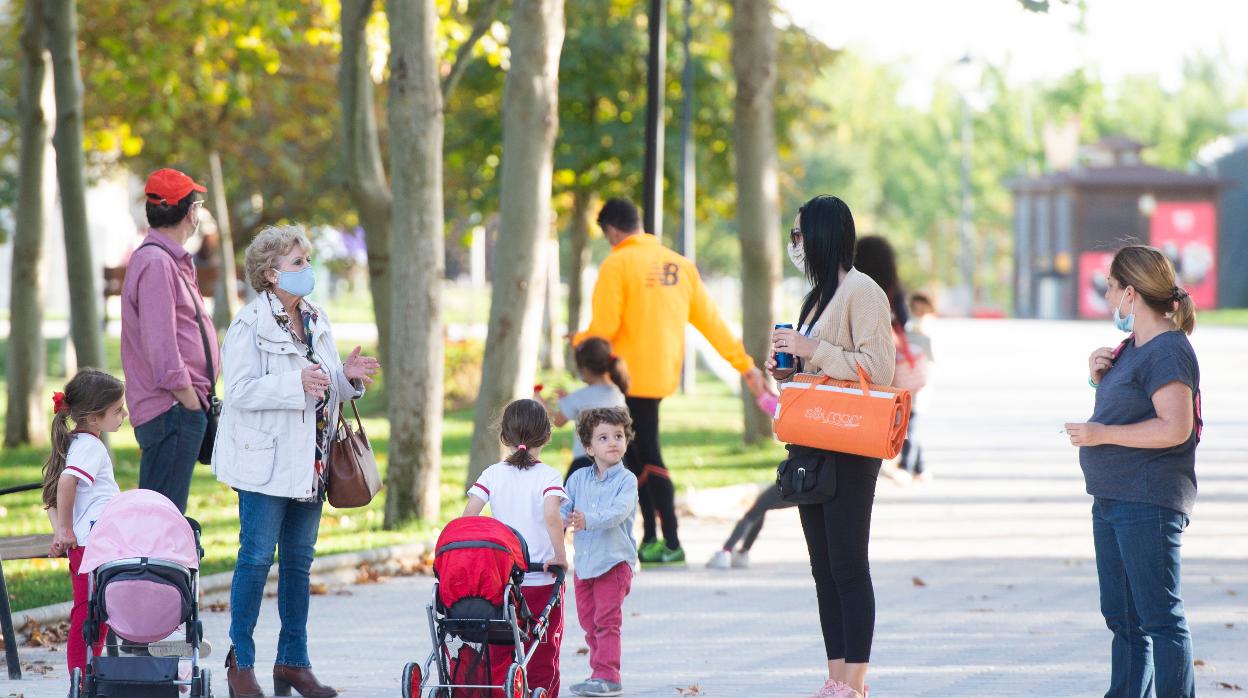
[5,319,1246,697]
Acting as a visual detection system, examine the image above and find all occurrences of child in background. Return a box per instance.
[900,292,936,480]
[42,368,126,684]
[562,407,638,698]
[708,385,789,571]
[464,398,570,697]
[536,337,628,482]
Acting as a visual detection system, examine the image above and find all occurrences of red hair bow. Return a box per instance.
[52,391,68,414]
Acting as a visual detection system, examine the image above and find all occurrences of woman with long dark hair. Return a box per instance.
[766,196,895,698]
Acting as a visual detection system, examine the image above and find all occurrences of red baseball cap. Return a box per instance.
[144,168,206,205]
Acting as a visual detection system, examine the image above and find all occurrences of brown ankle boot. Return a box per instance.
[273,664,338,697]
[225,646,266,698]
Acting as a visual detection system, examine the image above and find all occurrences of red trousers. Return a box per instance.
[490,583,563,697]
[68,546,107,675]
[573,562,633,684]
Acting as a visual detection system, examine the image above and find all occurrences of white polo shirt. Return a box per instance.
[468,461,568,586]
[64,433,121,544]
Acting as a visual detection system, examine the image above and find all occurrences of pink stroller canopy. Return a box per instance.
[80,489,199,574]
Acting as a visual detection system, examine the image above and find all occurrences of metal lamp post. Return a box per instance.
[952,54,980,314]
[643,0,667,238]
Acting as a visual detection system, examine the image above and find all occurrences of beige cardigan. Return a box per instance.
[794,267,896,386]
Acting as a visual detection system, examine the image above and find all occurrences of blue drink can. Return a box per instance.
[774,323,794,370]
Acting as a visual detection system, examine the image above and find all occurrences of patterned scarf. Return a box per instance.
[271,294,331,502]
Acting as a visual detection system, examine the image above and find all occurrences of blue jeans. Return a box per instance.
[135,404,207,513]
[229,490,323,669]
[1092,497,1194,698]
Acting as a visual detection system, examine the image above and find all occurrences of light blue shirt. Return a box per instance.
[561,461,638,579]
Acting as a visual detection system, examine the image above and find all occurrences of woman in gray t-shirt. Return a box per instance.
[1065,245,1202,698]
[535,338,628,481]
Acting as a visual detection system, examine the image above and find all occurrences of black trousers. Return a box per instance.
[798,452,881,663]
[623,396,680,549]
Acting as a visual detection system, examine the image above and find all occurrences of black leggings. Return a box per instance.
[623,396,680,549]
[723,484,794,552]
[798,452,881,664]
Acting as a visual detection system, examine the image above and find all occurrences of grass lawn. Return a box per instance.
[1,339,781,612]
[1200,308,1248,326]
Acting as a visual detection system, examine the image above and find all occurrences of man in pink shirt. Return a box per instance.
[120,168,220,512]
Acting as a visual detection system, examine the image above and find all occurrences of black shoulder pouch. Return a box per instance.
[776,444,837,504]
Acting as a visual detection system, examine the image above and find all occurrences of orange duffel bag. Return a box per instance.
[774,364,911,460]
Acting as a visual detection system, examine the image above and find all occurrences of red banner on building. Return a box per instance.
[1150,201,1217,309]
[1078,251,1116,319]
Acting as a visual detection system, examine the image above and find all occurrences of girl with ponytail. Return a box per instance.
[1065,244,1202,697]
[41,368,126,683]
[535,337,629,482]
[463,398,569,695]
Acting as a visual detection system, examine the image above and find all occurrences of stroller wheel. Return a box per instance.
[70,667,83,698]
[201,667,213,698]
[401,661,423,698]
[505,663,527,698]
[531,689,548,698]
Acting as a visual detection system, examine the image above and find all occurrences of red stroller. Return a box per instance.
[401,516,565,698]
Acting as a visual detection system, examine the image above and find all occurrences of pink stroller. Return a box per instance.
[76,490,209,698]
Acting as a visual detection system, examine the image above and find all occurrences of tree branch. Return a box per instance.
[441,0,503,100]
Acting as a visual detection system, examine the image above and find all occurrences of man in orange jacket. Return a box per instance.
[574,198,767,564]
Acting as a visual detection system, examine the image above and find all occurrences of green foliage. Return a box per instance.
[76,1,349,239]
[792,50,1247,308]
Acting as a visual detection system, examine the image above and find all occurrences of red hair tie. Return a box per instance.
[517,444,528,451]
[533,383,544,393]
[609,354,618,361]
[52,391,68,414]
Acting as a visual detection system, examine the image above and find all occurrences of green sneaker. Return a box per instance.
[638,540,666,564]
[641,542,686,566]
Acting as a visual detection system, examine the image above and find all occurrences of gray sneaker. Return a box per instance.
[571,678,624,696]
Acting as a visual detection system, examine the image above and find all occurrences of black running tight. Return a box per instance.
[623,396,680,549]
[798,452,881,664]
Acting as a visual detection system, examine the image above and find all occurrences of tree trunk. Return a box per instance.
[732,0,781,444]
[383,0,445,526]
[566,187,593,336]
[467,0,566,484]
[339,0,394,372]
[208,148,240,331]
[6,0,49,448]
[45,0,103,369]
[540,230,563,371]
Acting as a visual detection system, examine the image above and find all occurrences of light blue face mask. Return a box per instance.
[1113,293,1135,333]
[277,266,316,297]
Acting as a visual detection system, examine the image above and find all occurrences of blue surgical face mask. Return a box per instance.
[1112,293,1134,333]
[277,266,316,297]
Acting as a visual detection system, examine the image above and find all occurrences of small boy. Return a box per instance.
[562,407,639,698]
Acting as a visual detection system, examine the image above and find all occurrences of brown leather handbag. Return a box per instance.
[327,401,382,508]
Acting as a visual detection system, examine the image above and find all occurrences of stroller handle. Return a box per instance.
[531,563,566,584]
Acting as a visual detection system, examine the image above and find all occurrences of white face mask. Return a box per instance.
[787,241,806,275]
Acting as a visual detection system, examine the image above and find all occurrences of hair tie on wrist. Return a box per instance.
[52,391,68,414]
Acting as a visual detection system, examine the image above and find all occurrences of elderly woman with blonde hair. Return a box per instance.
[214,224,380,698]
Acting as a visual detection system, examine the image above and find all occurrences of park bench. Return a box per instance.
[0,482,53,680]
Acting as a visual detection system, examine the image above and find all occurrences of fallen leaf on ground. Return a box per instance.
[912,576,927,587]
[1195,659,1207,666]
[675,685,702,696]
[576,647,588,655]
[1227,589,1239,597]
[1214,681,1242,690]
[310,583,329,595]
[21,618,70,648]
[1227,623,1236,629]
[205,601,230,613]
